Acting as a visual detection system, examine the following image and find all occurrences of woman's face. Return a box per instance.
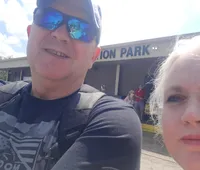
[162,53,200,170]
[130,92,134,99]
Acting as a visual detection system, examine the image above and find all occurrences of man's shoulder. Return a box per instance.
[95,95,132,108]
[98,94,132,108]
[90,94,138,120]
[0,81,29,104]
[0,81,28,93]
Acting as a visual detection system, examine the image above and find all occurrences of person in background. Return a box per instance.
[150,36,200,170]
[124,90,135,106]
[135,85,145,121]
[100,84,106,92]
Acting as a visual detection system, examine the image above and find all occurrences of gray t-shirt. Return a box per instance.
[0,84,142,170]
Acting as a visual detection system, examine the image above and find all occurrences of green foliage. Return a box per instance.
[0,70,7,80]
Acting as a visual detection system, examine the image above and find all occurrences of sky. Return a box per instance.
[0,0,200,58]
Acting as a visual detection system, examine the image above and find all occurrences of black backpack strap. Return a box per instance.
[0,81,28,105]
[57,85,105,156]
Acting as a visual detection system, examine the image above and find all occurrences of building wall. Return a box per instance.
[2,32,200,95]
[85,63,116,95]
[8,68,22,81]
[5,57,161,97]
[7,67,31,82]
[118,58,160,96]
[22,67,31,77]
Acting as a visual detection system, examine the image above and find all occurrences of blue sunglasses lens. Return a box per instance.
[68,19,92,42]
[38,10,63,30]
[34,8,94,43]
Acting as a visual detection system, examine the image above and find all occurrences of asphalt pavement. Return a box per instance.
[141,132,182,170]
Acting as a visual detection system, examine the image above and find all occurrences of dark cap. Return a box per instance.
[36,0,102,44]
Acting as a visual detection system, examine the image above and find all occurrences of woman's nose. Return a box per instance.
[181,99,200,126]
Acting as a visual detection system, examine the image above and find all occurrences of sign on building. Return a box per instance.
[97,44,152,62]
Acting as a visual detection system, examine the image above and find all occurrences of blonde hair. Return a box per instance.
[128,90,134,95]
[150,35,200,132]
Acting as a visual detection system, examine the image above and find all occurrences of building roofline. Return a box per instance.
[101,31,200,49]
[1,31,200,63]
[1,56,27,62]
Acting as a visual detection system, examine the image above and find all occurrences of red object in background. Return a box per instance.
[135,89,145,102]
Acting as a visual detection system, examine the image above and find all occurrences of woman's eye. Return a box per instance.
[166,95,186,103]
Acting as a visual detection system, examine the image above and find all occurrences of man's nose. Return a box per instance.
[50,24,70,43]
[181,99,200,127]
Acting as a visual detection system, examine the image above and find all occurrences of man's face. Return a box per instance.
[27,0,100,81]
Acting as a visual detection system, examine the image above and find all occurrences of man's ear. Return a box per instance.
[27,25,32,37]
[92,47,101,62]
[89,47,101,69]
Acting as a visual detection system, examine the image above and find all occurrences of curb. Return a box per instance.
[142,150,176,163]
[142,123,158,133]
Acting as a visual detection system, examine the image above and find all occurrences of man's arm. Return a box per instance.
[52,96,142,170]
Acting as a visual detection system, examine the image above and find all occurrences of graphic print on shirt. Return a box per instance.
[0,111,59,170]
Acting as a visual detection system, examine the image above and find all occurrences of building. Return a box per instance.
[0,32,199,98]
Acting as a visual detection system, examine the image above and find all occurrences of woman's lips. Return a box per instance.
[181,135,200,145]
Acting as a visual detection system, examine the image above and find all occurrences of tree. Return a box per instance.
[5,55,13,59]
[0,55,13,60]
[0,70,7,80]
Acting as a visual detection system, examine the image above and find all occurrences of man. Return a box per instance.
[134,85,145,121]
[0,0,142,170]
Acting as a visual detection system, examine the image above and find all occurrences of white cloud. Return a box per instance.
[99,0,188,45]
[0,0,34,58]
[0,33,6,42]
[21,0,36,20]
[0,0,31,41]
[13,51,26,58]
[0,32,25,58]
[5,36,21,45]
[188,0,200,14]
[0,42,25,59]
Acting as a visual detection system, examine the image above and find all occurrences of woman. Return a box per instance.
[124,90,135,106]
[150,36,200,170]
